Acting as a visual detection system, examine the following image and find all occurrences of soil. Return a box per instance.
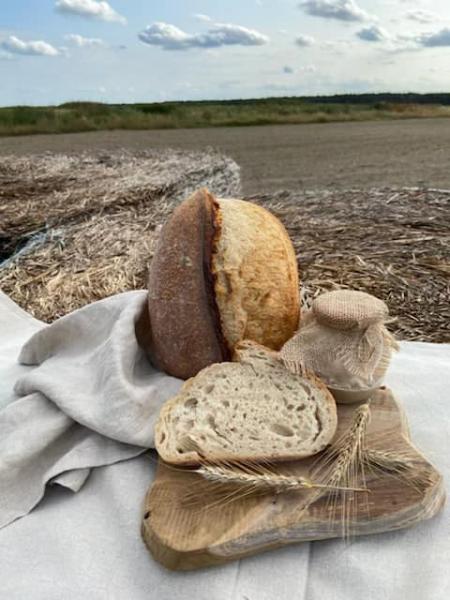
[1,118,450,194]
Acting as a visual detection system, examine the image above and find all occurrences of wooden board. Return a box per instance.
[142,388,445,570]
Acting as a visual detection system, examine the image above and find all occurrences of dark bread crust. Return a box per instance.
[147,188,231,379]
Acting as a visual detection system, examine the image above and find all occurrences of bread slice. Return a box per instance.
[155,341,337,466]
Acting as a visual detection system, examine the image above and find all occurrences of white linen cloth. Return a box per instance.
[0,290,449,600]
[0,290,182,529]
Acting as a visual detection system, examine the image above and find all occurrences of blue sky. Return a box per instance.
[1,0,449,106]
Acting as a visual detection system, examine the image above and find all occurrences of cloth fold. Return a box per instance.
[0,290,182,529]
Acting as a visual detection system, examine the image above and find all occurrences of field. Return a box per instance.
[1,119,449,343]
[1,94,450,137]
[2,118,450,193]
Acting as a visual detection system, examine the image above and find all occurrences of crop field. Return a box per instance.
[1,118,450,193]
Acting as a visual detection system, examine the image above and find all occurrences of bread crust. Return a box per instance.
[147,189,231,379]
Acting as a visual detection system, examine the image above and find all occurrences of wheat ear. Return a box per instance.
[307,402,372,537]
[363,449,433,491]
[195,462,366,493]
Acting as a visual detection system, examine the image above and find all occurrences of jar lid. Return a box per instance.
[312,290,389,331]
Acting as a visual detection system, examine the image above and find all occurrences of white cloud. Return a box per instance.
[405,10,437,24]
[138,22,269,51]
[65,33,105,47]
[418,27,450,47]
[295,34,315,46]
[55,0,126,25]
[193,14,212,23]
[357,24,389,42]
[299,0,372,22]
[1,35,60,56]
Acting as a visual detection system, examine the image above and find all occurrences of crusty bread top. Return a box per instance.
[155,341,337,466]
[213,199,300,351]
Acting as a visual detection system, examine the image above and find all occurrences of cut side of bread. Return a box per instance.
[155,341,337,466]
[212,198,300,351]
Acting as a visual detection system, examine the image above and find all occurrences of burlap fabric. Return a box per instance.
[281,291,399,390]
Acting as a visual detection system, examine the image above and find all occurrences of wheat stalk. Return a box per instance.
[195,462,365,493]
[314,403,371,485]
[307,402,372,537]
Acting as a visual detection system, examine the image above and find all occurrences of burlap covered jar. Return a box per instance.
[280,290,399,403]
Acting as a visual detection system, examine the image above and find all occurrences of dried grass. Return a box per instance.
[0,150,240,320]
[247,188,450,343]
[1,153,448,342]
[0,149,240,245]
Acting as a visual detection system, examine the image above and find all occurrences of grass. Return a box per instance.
[1,94,450,136]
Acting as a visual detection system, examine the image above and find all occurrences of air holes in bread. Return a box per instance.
[184,398,198,409]
[205,384,215,394]
[270,423,294,437]
[300,383,311,395]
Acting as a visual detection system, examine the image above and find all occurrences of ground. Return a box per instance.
[1,118,450,194]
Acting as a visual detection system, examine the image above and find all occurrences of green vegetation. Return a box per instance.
[1,94,450,136]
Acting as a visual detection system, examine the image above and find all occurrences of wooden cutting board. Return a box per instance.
[142,388,445,570]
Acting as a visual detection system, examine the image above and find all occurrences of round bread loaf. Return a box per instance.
[147,188,300,379]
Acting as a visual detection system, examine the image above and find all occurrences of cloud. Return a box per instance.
[193,13,212,23]
[360,26,450,53]
[138,21,269,51]
[418,27,450,47]
[55,0,126,25]
[283,65,294,74]
[295,34,315,46]
[357,24,389,42]
[299,0,372,22]
[1,35,60,56]
[65,33,105,47]
[405,10,437,24]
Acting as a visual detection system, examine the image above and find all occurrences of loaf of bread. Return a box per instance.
[155,341,337,466]
[146,189,300,379]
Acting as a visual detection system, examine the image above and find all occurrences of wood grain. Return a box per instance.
[142,388,445,570]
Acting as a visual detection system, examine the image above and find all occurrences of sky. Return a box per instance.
[0,0,449,106]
